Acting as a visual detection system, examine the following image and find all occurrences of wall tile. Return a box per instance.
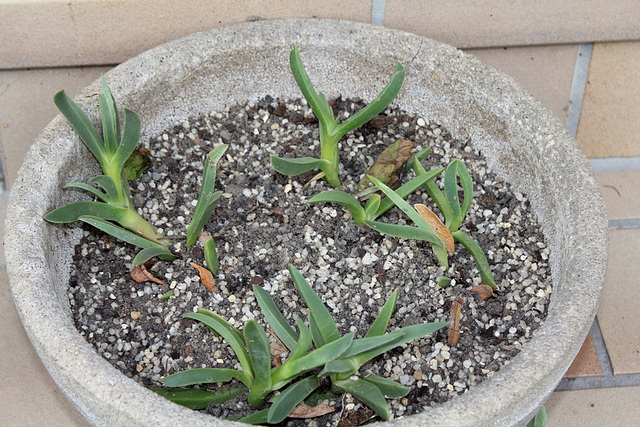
[384,0,640,48]
[465,45,577,122]
[576,41,640,158]
[0,67,112,188]
[0,0,372,68]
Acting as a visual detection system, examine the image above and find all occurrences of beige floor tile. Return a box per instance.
[564,333,603,378]
[0,269,88,426]
[0,67,112,189]
[384,1,640,48]
[596,170,640,220]
[464,45,577,122]
[597,228,640,375]
[576,41,640,158]
[0,0,371,68]
[546,387,640,427]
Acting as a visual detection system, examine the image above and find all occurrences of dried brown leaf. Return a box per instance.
[190,262,218,292]
[289,403,335,419]
[130,264,166,285]
[447,296,463,347]
[358,138,414,190]
[269,340,288,367]
[471,284,497,301]
[414,204,455,254]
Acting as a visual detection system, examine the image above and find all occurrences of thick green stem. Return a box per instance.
[319,127,341,187]
[104,163,165,244]
[119,208,166,244]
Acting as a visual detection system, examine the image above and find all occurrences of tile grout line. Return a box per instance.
[371,0,386,26]
[556,373,640,391]
[590,156,640,172]
[565,43,592,138]
[609,218,640,229]
[589,316,615,377]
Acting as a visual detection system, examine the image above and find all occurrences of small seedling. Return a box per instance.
[155,265,446,423]
[412,156,497,289]
[365,176,451,268]
[271,45,405,187]
[366,155,497,289]
[44,78,226,272]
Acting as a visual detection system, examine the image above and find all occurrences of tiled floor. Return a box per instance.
[1,40,639,426]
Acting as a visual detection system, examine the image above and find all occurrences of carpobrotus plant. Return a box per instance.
[154,265,447,424]
[271,45,405,187]
[44,78,225,273]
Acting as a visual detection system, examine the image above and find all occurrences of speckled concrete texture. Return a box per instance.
[5,19,607,426]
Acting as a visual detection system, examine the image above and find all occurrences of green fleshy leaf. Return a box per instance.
[270,156,329,176]
[63,182,108,203]
[112,108,141,171]
[365,290,398,338]
[90,175,120,202]
[204,237,219,275]
[161,368,245,387]
[333,377,390,420]
[364,220,444,246]
[363,194,381,220]
[452,230,497,289]
[341,331,405,359]
[374,167,444,218]
[360,375,409,398]
[288,265,340,344]
[77,215,165,250]
[98,76,120,155]
[160,290,174,300]
[151,386,245,410]
[272,333,353,388]
[244,320,273,409]
[527,406,548,427]
[253,284,299,352]
[53,89,106,164]
[267,376,320,424]
[350,323,448,368]
[238,409,269,425]
[336,62,405,137]
[44,200,128,224]
[184,311,253,382]
[133,246,176,265]
[187,145,227,247]
[289,45,335,127]
[308,191,365,224]
[287,317,312,363]
[318,358,357,377]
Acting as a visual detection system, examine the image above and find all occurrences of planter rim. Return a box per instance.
[5,18,607,427]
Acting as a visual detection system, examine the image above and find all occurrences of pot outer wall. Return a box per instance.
[5,18,608,427]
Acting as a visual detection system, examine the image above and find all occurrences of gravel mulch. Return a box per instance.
[67,96,551,425]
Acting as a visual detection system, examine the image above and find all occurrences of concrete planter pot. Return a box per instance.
[6,19,607,426]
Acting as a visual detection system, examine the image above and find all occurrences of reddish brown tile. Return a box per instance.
[564,333,603,378]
